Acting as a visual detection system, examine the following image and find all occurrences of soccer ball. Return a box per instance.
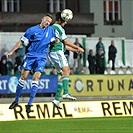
[61,9,73,21]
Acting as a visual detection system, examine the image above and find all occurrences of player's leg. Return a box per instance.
[26,71,41,113]
[15,70,30,102]
[9,69,30,109]
[26,57,46,113]
[50,51,76,101]
[48,52,63,109]
[61,66,76,101]
[52,74,63,109]
[55,51,76,100]
[61,66,69,94]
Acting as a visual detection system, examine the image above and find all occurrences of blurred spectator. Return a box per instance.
[64,49,70,66]
[80,69,84,74]
[126,66,132,74]
[73,38,83,71]
[87,49,96,74]
[7,58,14,75]
[70,68,74,75]
[0,57,8,75]
[118,66,124,74]
[14,52,22,74]
[15,43,26,62]
[1,52,13,75]
[96,37,105,56]
[110,70,116,75]
[74,67,80,74]
[41,71,47,75]
[1,52,7,61]
[96,48,105,74]
[50,67,57,75]
[104,68,108,74]
[108,40,117,70]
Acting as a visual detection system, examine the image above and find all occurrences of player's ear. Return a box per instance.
[41,17,43,22]
[58,18,62,22]
[41,17,45,21]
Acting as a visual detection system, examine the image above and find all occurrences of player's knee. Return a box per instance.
[62,67,70,76]
[21,70,30,80]
[68,68,70,75]
[32,72,41,81]
[20,75,27,80]
[32,77,40,81]
[32,75,40,81]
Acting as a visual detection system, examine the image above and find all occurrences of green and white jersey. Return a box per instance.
[50,24,67,52]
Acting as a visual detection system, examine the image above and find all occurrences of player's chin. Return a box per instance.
[43,24,49,28]
[61,23,66,27]
[61,24,64,27]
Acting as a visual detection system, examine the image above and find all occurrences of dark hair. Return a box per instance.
[55,11,64,22]
[89,49,93,54]
[46,13,53,19]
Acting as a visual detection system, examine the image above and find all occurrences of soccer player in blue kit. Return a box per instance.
[6,14,55,113]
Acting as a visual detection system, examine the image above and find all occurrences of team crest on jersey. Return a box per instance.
[46,32,48,37]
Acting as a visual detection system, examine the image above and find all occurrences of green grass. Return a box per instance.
[0,117,132,133]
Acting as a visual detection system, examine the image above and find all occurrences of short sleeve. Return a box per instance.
[53,24,67,41]
[21,28,32,46]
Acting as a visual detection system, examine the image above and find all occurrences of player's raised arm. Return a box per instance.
[6,39,23,58]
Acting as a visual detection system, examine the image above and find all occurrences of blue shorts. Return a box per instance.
[21,56,47,72]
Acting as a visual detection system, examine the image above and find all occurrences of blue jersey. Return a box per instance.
[21,25,55,58]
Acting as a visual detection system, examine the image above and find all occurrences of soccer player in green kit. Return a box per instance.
[48,10,84,109]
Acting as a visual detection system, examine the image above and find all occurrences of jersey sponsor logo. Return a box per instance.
[8,76,18,93]
[35,33,39,36]
[75,79,84,92]
[0,109,3,116]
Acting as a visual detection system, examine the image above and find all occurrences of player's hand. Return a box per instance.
[6,51,13,58]
[77,47,84,54]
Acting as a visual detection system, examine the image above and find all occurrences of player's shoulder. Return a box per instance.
[47,25,54,30]
[52,24,64,33]
[52,24,62,29]
[29,25,38,30]
[26,25,38,32]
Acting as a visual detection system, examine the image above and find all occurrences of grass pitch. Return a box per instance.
[0,117,132,133]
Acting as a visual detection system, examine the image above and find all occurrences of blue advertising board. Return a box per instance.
[0,75,58,94]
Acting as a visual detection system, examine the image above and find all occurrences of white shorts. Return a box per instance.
[48,51,68,73]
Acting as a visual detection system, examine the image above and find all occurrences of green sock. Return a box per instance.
[62,76,69,94]
[55,82,63,101]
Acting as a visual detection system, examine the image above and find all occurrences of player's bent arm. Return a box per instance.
[63,39,78,49]
[65,45,78,53]
[77,47,84,54]
[63,39,84,53]
[6,40,23,58]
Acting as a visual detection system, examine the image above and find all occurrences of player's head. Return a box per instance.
[40,13,53,28]
[55,11,67,27]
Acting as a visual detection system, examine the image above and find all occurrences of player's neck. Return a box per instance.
[39,24,44,29]
[55,21,60,24]
[39,24,42,28]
